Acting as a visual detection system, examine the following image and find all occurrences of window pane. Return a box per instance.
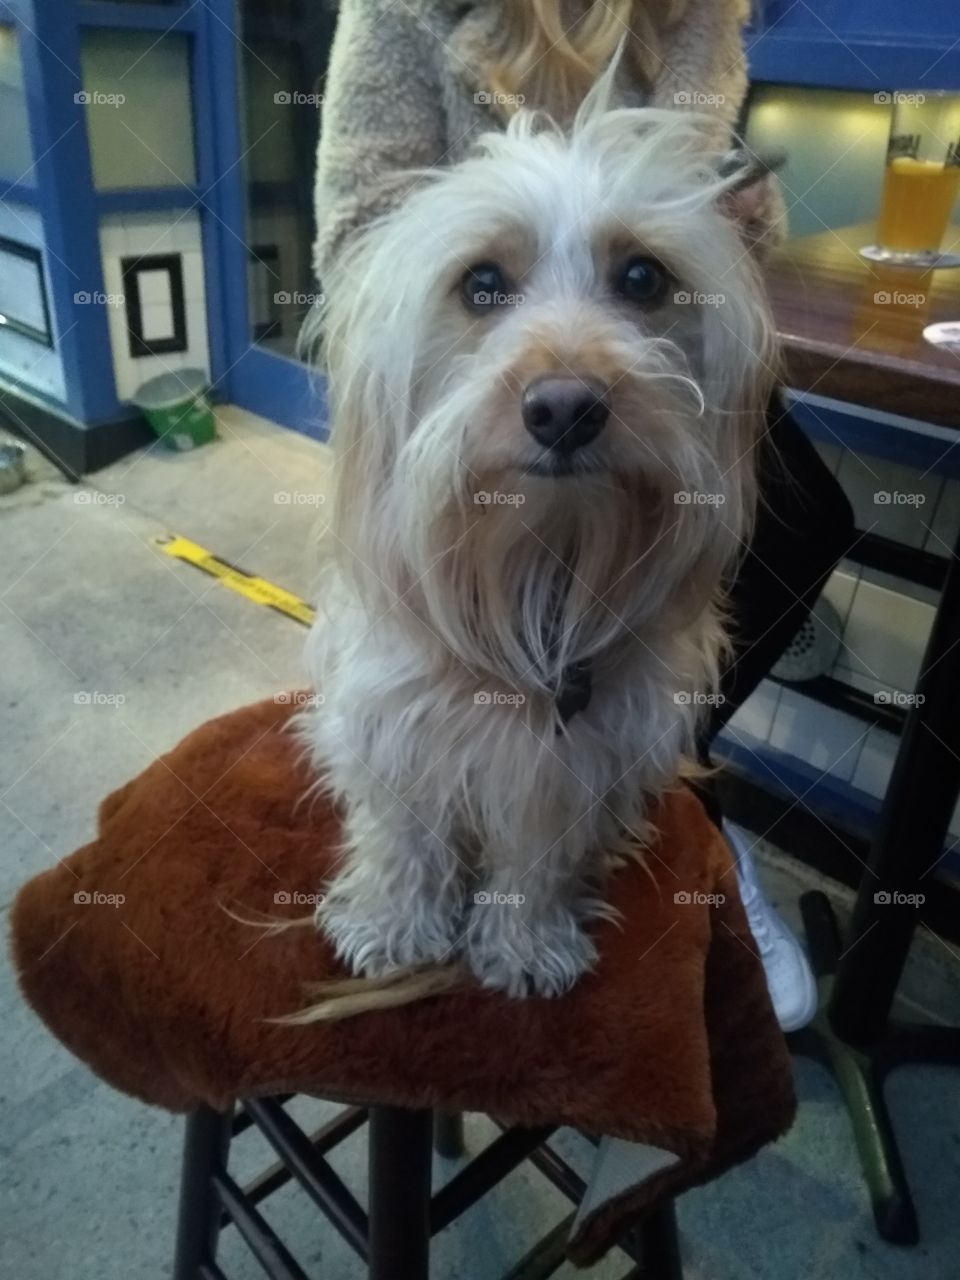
[0,24,34,183]
[238,3,335,357]
[80,30,196,190]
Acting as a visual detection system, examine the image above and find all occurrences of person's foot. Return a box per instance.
[725,821,817,1032]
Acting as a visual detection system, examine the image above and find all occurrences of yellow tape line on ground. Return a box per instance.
[153,534,316,627]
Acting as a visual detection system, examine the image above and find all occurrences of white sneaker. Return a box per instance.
[725,821,817,1032]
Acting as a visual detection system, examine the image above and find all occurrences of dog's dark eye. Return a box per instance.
[616,257,669,306]
[461,262,509,311]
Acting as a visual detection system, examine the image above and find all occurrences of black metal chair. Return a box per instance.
[173,1096,683,1280]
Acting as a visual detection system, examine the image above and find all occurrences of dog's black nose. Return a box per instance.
[521,377,610,453]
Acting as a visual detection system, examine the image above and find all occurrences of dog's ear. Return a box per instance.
[717,148,788,256]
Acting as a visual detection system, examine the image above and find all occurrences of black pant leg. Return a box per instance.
[692,397,855,827]
[707,396,854,743]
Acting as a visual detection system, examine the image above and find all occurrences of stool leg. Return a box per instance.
[173,1105,234,1280]
[630,1200,683,1280]
[434,1110,465,1159]
[368,1106,433,1280]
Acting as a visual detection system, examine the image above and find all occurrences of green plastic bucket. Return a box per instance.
[131,369,216,451]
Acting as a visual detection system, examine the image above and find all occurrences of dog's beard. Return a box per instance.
[412,472,651,688]
[382,439,737,695]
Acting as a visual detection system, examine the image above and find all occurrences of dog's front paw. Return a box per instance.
[465,896,597,998]
[318,872,462,977]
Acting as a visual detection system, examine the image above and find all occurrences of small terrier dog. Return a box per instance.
[300,87,775,999]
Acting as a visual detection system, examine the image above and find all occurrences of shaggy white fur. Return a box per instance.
[300,80,776,998]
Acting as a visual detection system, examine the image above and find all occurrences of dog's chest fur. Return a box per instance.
[304,595,695,864]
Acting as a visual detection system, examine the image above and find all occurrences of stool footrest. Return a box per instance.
[227,1105,367,1223]
[213,1167,311,1280]
[244,1098,369,1261]
[431,1125,555,1233]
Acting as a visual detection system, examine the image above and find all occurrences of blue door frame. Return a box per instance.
[1,0,326,437]
[1,0,116,424]
[197,0,328,440]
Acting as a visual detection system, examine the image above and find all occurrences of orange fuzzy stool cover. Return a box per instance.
[11,696,795,1265]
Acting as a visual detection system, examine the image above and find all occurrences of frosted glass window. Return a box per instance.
[80,31,196,190]
[0,25,34,183]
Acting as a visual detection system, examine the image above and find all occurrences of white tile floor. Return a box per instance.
[2,409,959,1279]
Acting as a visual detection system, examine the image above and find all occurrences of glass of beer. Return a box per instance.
[873,91,960,262]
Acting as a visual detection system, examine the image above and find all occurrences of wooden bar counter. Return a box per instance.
[764,221,960,429]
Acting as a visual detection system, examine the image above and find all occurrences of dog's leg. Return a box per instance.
[465,825,614,998]
[318,801,467,977]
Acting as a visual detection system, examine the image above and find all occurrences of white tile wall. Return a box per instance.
[98,211,210,402]
[835,449,941,548]
[835,577,934,696]
[821,566,859,632]
[835,666,888,701]
[725,677,782,744]
[858,566,939,607]
[725,440,959,842]
[768,687,868,783]
[851,726,899,799]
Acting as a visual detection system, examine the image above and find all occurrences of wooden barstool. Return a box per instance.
[173,1097,683,1280]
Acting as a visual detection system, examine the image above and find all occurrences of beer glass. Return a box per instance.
[873,91,960,261]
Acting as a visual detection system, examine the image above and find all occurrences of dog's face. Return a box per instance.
[322,106,776,684]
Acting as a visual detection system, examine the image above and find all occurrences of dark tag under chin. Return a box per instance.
[555,660,592,731]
